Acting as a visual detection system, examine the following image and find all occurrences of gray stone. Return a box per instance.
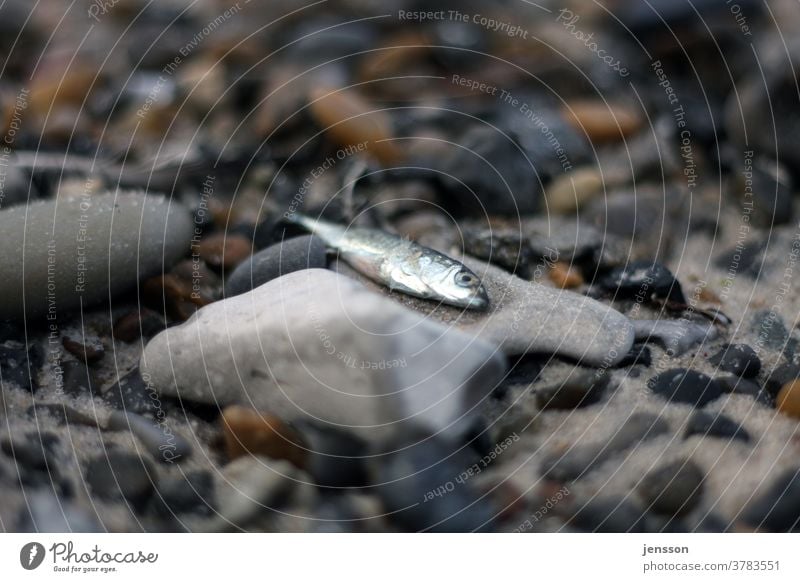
[335,257,634,367]
[107,411,192,464]
[224,235,327,298]
[638,459,705,517]
[633,319,718,356]
[141,269,506,442]
[0,191,193,320]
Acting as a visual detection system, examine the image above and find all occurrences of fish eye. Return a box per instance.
[455,271,478,287]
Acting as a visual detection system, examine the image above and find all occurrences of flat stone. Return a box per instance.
[107,411,192,464]
[0,191,193,320]
[685,411,750,442]
[85,451,156,509]
[535,368,609,410]
[335,257,634,367]
[141,269,506,442]
[224,235,327,298]
[648,369,724,407]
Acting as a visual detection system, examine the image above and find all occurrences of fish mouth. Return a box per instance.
[462,290,490,311]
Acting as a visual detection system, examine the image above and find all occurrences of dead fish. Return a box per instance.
[286,214,489,310]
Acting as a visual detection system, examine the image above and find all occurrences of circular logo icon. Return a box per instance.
[20,542,45,570]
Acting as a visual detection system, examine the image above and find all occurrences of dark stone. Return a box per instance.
[741,467,800,532]
[751,310,791,352]
[295,421,369,489]
[85,451,156,509]
[62,360,100,396]
[685,411,750,442]
[113,309,167,343]
[541,413,670,481]
[535,368,608,410]
[62,334,105,364]
[715,375,772,406]
[744,159,794,228]
[638,459,704,517]
[763,362,800,397]
[224,235,327,298]
[648,369,724,407]
[687,512,732,533]
[1,437,53,471]
[375,437,495,532]
[437,125,540,216]
[104,367,158,416]
[15,492,101,533]
[708,344,761,378]
[27,403,100,427]
[596,260,686,304]
[0,320,20,343]
[107,411,192,464]
[151,471,214,517]
[462,229,535,279]
[615,344,652,368]
[569,497,647,533]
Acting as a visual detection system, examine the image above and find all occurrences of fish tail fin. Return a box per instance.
[281,211,314,232]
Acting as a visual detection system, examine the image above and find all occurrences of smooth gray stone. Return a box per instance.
[107,411,192,464]
[0,191,193,320]
[633,319,718,356]
[141,269,506,442]
[334,257,635,367]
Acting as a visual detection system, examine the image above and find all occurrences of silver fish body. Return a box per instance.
[288,214,489,310]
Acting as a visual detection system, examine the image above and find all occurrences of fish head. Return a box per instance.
[430,265,490,310]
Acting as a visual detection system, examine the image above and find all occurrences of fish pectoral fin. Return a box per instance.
[388,265,427,296]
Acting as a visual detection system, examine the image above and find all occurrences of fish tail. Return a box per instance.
[281,211,315,233]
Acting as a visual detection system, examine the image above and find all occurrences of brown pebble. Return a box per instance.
[113,309,166,343]
[308,86,402,165]
[545,167,604,213]
[548,262,584,289]
[777,381,800,420]
[62,335,105,364]
[563,100,642,143]
[698,287,722,305]
[142,274,209,321]
[221,406,307,469]
[197,233,252,272]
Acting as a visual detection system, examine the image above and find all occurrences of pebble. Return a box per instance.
[563,100,643,143]
[535,368,608,410]
[741,467,800,532]
[151,471,215,519]
[776,381,800,420]
[685,411,750,442]
[715,375,772,406]
[568,497,647,533]
[107,411,192,464]
[61,360,100,396]
[541,413,670,481]
[638,459,705,517]
[62,334,105,364]
[615,344,652,368]
[308,87,400,166]
[113,309,166,343]
[85,451,156,509]
[544,167,604,214]
[295,421,370,489]
[547,262,584,289]
[648,369,724,407]
[104,367,158,416]
[1,436,53,471]
[15,491,101,533]
[0,191,193,320]
[224,235,327,298]
[633,319,718,356]
[709,344,761,378]
[595,260,686,304]
[375,438,496,532]
[764,363,800,397]
[141,269,506,442]
[197,233,253,273]
[220,406,307,469]
[142,274,209,322]
[437,124,539,215]
[461,228,535,279]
